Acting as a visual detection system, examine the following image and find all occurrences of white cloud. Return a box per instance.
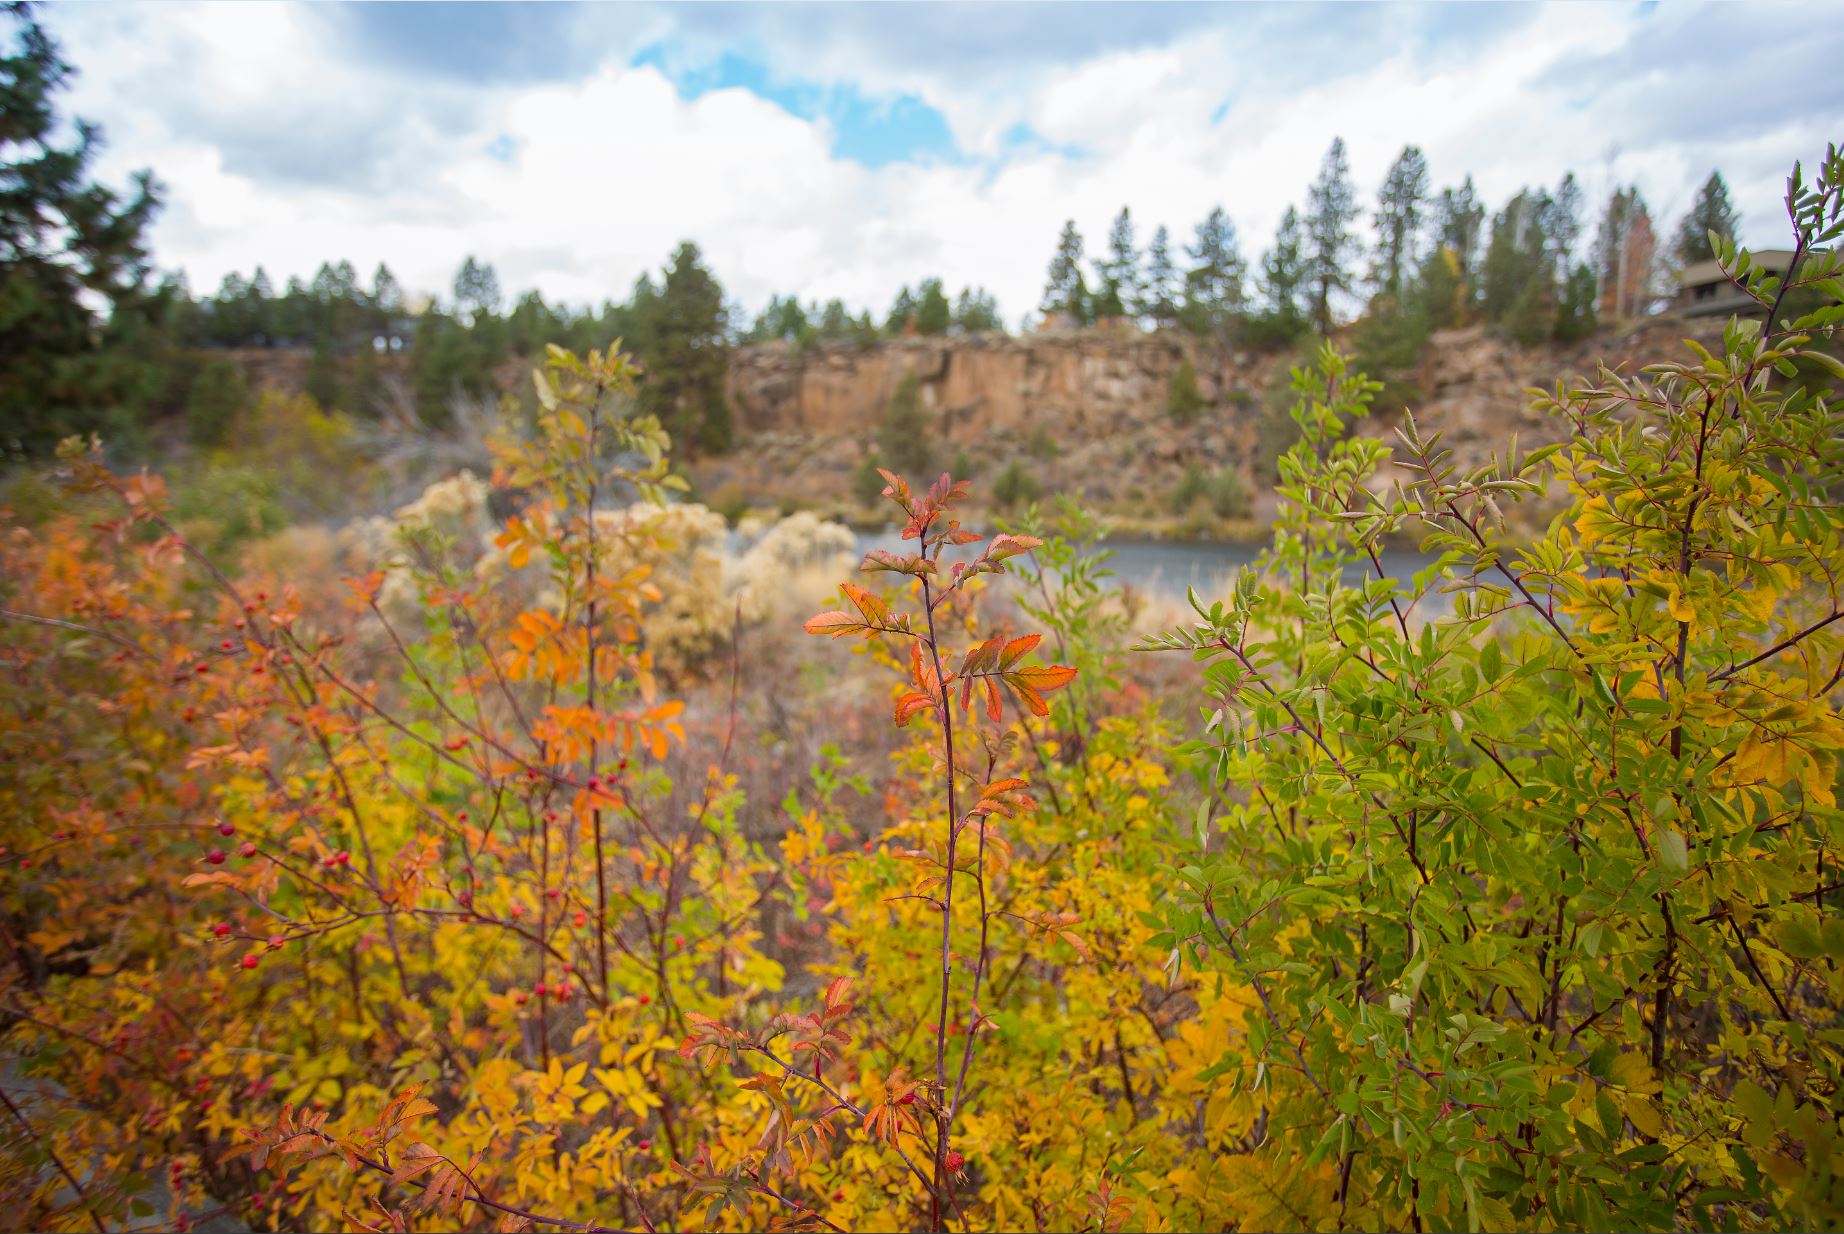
[42,1,1844,324]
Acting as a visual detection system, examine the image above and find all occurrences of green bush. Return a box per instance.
[1207,465,1248,519]
[185,357,249,448]
[1170,462,1248,520]
[1167,356,1204,422]
[852,455,888,507]
[992,459,1040,508]
[875,371,933,478]
[1170,461,1208,513]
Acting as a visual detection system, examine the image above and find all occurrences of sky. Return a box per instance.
[40,1,1844,328]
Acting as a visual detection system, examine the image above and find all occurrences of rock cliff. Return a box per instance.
[702,319,1726,519]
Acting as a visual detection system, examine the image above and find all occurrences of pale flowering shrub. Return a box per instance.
[338,470,497,625]
[730,509,858,622]
[346,480,856,672]
[589,501,730,672]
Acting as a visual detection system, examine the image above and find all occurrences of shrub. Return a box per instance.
[991,458,1039,508]
[1206,464,1248,519]
[1141,147,1844,1229]
[1169,460,1207,513]
[0,145,1839,1234]
[1170,462,1249,522]
[853,454,888,506]
[876,370,934,478]
[1167,356,1204,421]
[186,356,249,447]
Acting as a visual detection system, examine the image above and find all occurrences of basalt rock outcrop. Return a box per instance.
[703,319,1726,516]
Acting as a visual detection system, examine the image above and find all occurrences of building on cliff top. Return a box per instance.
[1674,249,1797,318]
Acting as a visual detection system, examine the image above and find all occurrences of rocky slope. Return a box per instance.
[701,318,1727,522]
[213,318,1730,528]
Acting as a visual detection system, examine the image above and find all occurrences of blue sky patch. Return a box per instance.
[633,45,962,169]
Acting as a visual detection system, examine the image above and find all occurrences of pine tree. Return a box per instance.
[246,267,275,342]
[1305,137,1360,335]
[1255,206,1310,343]
[1372,145,1429,298]
[452,256,501,325]
[915,278,951,336]
[951,287,1002,333]
[1481,189,1553,328]
[1593,186,1657,320]
[1093,207,1141,322]
[1553,262,1598,341]
[1433,177,1486,285]
[818,298,852,339]
[370,262,403,337]
[185,357,247,447]
[0,5,164,454]
[645,241,731,452]
[1675,170,1740,263]
[1548,172,1583,267]
[1415,246,1466,331]
[885,285,917,335]
[1142,225,1180,328]
[1182,207,1247,338]
[876,370,933,477]
[1039,220,1090,325]
[211,272,250,346]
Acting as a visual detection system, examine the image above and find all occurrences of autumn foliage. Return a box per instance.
[1,146,1843,1233]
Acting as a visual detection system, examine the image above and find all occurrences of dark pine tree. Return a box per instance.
[1305,137,1360,336]
[0,5,165,455]
[1675,170,1740,264]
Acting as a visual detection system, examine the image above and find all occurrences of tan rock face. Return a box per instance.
[713,319,1728,518]
[726,330,1247,444]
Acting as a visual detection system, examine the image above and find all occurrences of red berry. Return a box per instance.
[205,849,226,865]
[556,983,574,1002]
[212,923,232,937]
[509,903,525,918]
[636,1138,651,1151]
[267,934,284,948]
[638,993,650,1005]
[238,842,257,859]
[534,982,548,997]
[572,911,587,927]
[334,850,350,865]
[240,954,259,970]
[217,822,235,836]
[546,887,560,900]
[833,1190,845,1202]
[673,935,684,950]
[944,1150,965,1173]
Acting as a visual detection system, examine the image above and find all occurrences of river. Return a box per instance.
[844,531,1441,603]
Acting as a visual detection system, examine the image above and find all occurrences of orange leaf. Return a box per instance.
[803,610,864,638]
